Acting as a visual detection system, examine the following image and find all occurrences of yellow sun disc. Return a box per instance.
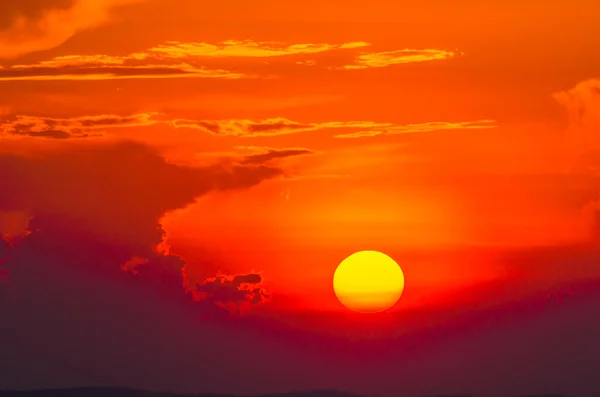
[333,250,405,313]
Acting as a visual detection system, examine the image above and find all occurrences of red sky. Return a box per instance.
[1,1,600,397]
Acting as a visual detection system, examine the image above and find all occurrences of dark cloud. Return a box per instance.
[1,114,157,139]
[0,141,280,307]
[171,118,316,137]
[171,117,496,138]
[241,147,316,165]
[0,114,315,142]
[25,129,73,139]
[193,272,271,313]
[1,112,494,141]
[247,121,313,134]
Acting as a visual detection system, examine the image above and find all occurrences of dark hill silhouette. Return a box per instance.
[0,387,570,397]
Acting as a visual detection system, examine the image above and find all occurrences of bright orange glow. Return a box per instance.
[333,250,405,313]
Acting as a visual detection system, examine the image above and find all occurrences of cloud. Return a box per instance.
[172,117,390,137]
[0,56,245,81]
[171,117,316,136]
[238,146,316,164]
[0,113,158,139]
[138,41,455,70]
[1,113,497,142]
[0,142,281,311]
[138,40,370,59]
[0,0,143,59]
[193,145,317,170]
[190,272,271,313]
[0,40,369,81]
[0,141,282,241]
[554,78,600,169]
[333,120,497,138]
[340,48,460,70]
[0,40,458,81]
[173,117,497,138]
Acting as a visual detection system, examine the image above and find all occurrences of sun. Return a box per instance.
[333,250,405,313]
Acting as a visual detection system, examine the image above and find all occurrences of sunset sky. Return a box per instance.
[1,1,600,396]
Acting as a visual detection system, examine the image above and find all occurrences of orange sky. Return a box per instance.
[2,0,600,333]
[4,2,600,396]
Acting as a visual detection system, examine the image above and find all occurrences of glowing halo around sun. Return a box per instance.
[333,250,405,313]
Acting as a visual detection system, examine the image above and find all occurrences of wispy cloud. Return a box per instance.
[0,54,245,82]
[236,146,316,164]
[340,49,459,70]
[0,113,158,139]
[194,145,317,167]
[138,40,370,59]
[171,117,390,137]
[173,117,496,138]
[0,41,459,81]
[0,39,368,82]
[172,117,315,137]
[333,120,497,138]
[11,55,131,68]
[1,113,496,140]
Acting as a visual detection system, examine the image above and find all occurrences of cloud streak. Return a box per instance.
[172,117,318,137]
[0,54,245,81]
[333,120,497,138]
[139,40,370,59]
[1,112,497,140]
[171,117,393,137]
[0,40,459,81]
[239,146,316,164]
[0,40,368,81]
[173,117,497,138]
[340,48,459,70]
[0,113,158,139]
